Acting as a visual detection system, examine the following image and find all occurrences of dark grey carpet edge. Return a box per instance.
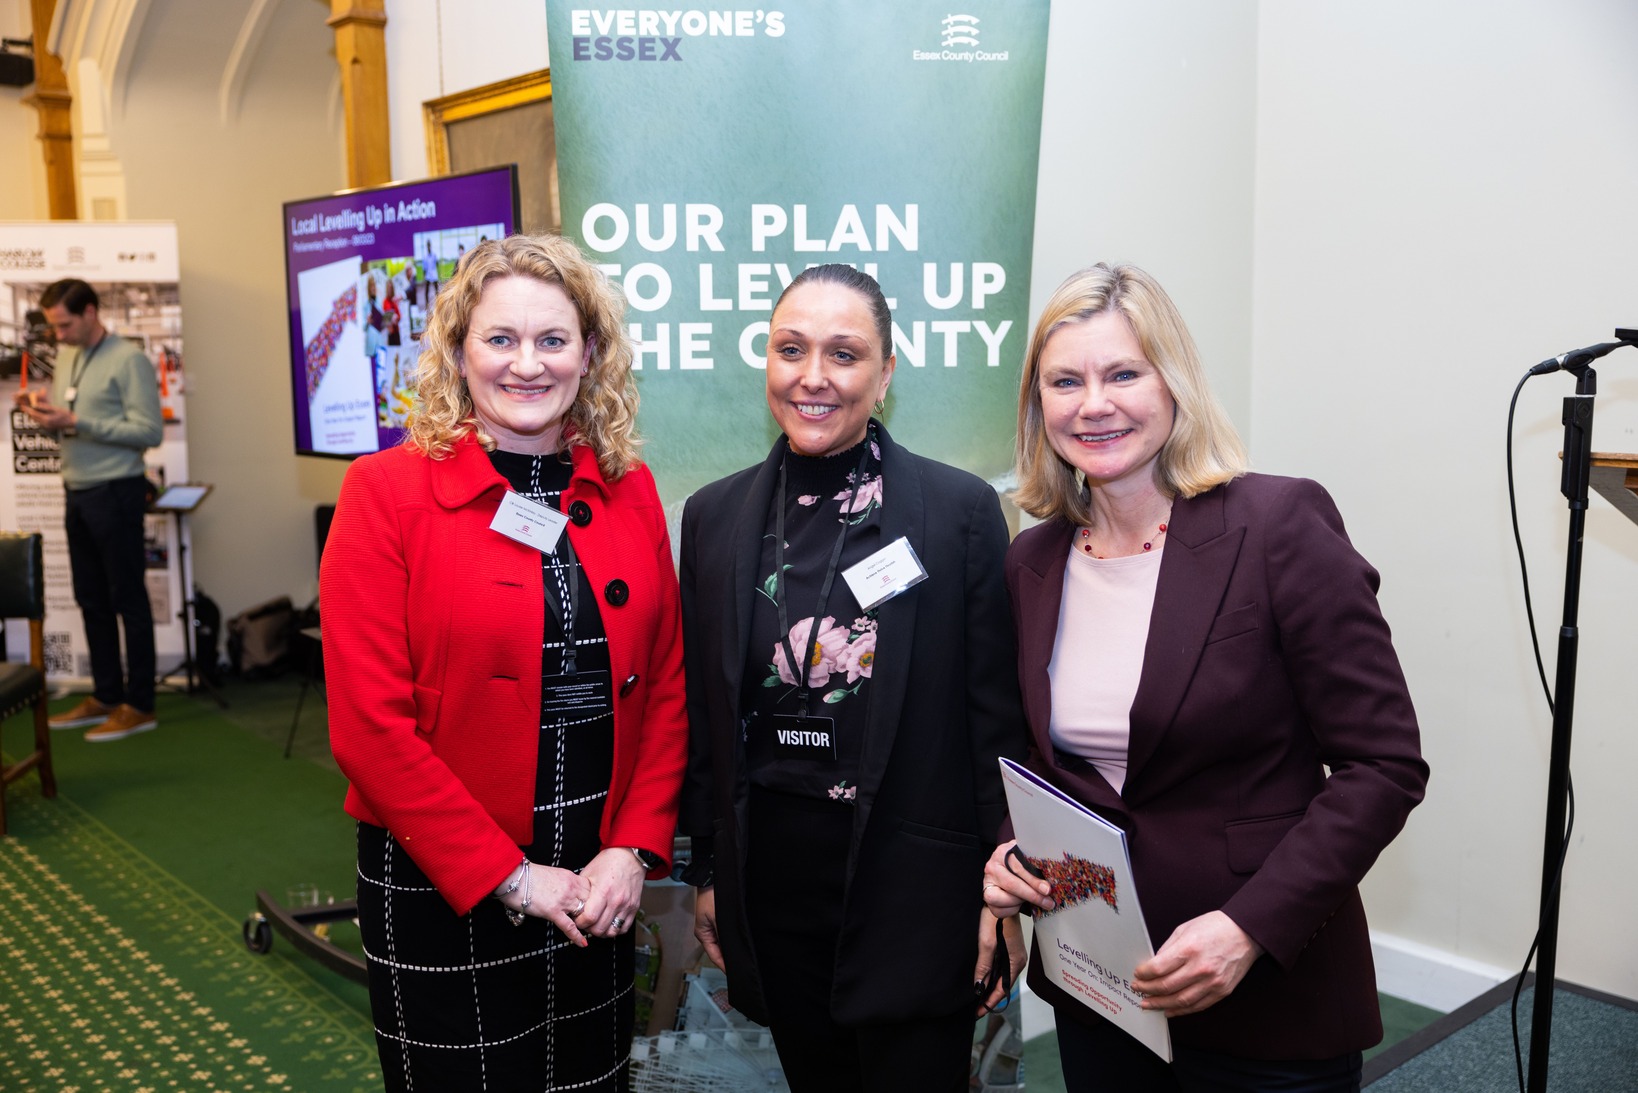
[1364,975,1638,1089]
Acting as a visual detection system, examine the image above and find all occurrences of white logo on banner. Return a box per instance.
[942,14,980,47]
[914,13,1009,63]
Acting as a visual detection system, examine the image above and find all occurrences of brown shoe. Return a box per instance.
[84,704,157,743]
[50,696,113,730]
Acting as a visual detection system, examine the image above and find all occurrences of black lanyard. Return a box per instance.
[527,454,580,675]
[773,432,872,719]
[543,532,580,674]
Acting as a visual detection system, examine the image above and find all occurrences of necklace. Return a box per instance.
[1079,521,1168,559]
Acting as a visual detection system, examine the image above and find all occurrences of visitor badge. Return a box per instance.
[491,490,568,553]
[769,714,839,760]
[840,535,928,610]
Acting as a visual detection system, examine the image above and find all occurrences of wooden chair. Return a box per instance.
[0,532,56,836]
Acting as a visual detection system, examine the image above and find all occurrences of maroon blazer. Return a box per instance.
[1007,473,1428,1059]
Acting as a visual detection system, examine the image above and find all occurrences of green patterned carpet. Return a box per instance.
[1,684,380,1092]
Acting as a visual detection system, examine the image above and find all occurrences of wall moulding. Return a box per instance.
[50,0,150,120]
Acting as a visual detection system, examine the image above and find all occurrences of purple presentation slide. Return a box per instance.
[283,166,519,457]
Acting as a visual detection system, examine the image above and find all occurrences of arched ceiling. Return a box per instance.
[48,0,334,122]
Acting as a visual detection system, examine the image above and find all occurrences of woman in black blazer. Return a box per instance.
[678,264,1026,1092]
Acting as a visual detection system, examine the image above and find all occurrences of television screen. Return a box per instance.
[283,165,520,458]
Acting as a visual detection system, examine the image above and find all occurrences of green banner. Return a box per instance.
[547,2,1051,502]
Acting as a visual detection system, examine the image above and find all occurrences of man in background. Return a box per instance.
[13,279,164,741]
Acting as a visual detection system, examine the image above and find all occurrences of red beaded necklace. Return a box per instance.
[1079,522,1168,559]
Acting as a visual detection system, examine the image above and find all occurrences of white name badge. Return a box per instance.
[490,490,569,553]
[841,535,929,611]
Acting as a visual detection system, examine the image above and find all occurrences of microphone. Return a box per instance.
[1529,341,1629,377]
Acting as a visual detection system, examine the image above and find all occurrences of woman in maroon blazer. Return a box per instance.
[322,235,686,1092]
[982,263,1427,1091]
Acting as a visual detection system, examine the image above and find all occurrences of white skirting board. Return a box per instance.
[1017,930,1511,1041]
[1368,932,1510,1014]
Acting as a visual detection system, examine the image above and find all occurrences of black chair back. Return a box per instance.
[0,533,45,621]
[0,531,54,834]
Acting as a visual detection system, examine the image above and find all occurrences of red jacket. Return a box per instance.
[322,435,687,915]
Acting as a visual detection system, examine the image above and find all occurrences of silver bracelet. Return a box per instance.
[506,860,531,927]
[495,857,528,899]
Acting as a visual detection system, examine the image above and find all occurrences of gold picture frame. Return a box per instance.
[423,69,559,233]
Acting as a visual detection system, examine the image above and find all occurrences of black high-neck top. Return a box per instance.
[741,427,887,803]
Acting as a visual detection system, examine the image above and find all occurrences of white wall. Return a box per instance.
[1031,0,1258,435]
[384,0,549,183]
[1253,0,1638,1001]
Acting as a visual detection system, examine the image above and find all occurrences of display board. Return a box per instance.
[546,2,1052,505]
[0,221,189,680]
[283,165,521,458]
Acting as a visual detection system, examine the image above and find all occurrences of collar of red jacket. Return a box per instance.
[429,431,609,510]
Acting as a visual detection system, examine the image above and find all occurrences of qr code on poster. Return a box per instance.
[43,632,73,675]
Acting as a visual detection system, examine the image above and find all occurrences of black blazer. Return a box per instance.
[1007,474,1428,1058]
[680,425,1025,1025]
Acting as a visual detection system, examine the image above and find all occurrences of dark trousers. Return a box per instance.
[1056,1010,1363,1093]
[65,476,155,712]
[745,786,975,1093]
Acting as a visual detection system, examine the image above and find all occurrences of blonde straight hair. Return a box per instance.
[1013,263,1247,525]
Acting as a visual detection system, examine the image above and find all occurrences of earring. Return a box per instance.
[580,367,589,377]
[872,399,886,416]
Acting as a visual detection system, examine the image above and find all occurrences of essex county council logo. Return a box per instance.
[912,13,1009,63]
[943,13,980,47]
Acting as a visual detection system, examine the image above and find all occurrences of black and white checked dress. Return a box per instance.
[357,449,634,1092]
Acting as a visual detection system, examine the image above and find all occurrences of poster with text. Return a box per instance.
[547,2,1051,507]
[283,167,517,456]
[0,221,190,681]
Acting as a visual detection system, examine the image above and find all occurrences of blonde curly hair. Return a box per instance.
[1014,263,1246,525]
[406,233,641,479]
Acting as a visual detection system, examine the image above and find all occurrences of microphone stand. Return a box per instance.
[1527,361,1595,1093]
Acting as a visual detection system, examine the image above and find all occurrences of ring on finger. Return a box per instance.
[611,915,624,930]
[572,898,585,916]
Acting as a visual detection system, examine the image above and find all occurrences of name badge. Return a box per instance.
[840,536,928,611]
[490,490,568,553]
[542,670,611,720]
[769,714,838,760]
[64,386,78,405]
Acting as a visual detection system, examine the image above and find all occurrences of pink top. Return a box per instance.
[1046,543,1163,794]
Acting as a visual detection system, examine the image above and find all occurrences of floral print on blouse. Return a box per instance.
[742,430,886,803]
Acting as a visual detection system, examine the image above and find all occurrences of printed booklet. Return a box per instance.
[999,757,1172,1061]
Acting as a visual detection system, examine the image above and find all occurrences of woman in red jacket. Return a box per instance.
[322,234,687,1093]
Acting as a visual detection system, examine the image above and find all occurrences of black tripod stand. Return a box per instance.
[152,483,226,709]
